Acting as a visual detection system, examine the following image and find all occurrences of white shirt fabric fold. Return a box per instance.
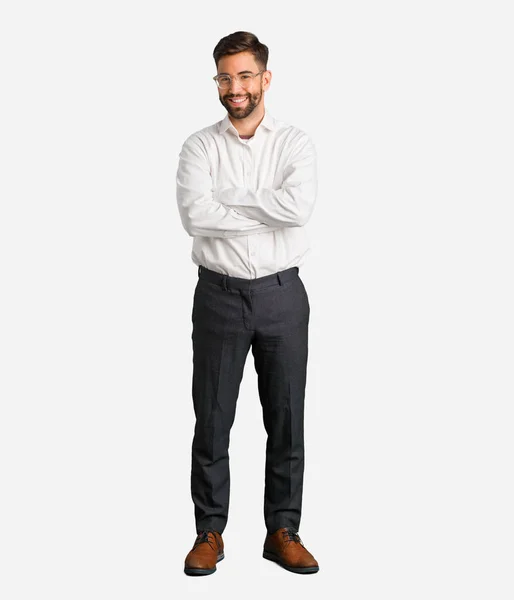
[176,110,317,278]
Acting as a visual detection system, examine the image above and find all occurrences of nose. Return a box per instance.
[228,77,245,94]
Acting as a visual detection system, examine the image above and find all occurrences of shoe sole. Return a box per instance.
[184,553,224,576]
[262,550,319,574]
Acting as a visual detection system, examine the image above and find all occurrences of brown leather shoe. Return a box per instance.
[263,527,319,574]
[184,530,224,576]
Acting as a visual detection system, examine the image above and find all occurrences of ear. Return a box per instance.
[263,70,272,91]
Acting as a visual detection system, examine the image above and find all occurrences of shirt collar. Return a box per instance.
[218,109,276,136]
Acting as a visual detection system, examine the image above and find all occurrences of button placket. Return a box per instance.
[241,143,246,183]
[245,143,252,186]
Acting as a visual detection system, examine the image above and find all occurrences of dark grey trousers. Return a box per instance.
[190,264,310,535]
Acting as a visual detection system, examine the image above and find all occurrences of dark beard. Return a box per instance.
[220,88,262,119]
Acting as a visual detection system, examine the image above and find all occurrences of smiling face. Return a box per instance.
[216,51,271,120]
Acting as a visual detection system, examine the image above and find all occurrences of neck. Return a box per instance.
[229,105,266,137]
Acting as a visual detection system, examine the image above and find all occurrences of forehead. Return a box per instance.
[217,51,259,74]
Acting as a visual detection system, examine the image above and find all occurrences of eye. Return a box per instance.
[240,75,251,80]
[219,76,230,84]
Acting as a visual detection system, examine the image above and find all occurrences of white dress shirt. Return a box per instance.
[176,109,317,278]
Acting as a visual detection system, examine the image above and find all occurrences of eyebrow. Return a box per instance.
[216,70,254,76]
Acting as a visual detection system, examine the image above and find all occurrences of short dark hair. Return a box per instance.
[213,31,269,70]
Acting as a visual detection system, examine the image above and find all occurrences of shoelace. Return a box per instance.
[281,528,303,545]
[193,530,217,550]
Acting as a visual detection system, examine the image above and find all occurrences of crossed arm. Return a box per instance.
[176,133,317,238]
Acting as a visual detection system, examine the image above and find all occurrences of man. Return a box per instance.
[176,31,319,575]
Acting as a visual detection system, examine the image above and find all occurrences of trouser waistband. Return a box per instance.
[198,265,299,292]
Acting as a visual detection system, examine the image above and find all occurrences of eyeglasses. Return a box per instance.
[213,70,266,89]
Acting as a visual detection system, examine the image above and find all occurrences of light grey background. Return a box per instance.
[1,0,513,598]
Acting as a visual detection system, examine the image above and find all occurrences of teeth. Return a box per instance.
[231,97,246,103]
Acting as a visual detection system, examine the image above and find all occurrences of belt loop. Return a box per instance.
[277,272,282,286]
[222,275,228,291]
[198,265,202,276]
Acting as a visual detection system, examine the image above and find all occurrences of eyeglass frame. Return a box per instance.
[213,69,267,89]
